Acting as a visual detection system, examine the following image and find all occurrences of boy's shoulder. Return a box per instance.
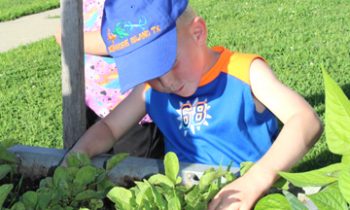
[226,50,264,85]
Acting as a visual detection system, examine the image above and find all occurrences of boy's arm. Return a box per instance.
[248,59,323,179]
[209,59,323,210]
[55,28,108,55]
[67,84,147,158]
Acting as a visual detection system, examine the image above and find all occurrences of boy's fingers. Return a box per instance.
[240,203,250,210]
[208,194,222,210]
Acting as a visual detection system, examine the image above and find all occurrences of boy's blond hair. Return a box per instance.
[177,6,197,26]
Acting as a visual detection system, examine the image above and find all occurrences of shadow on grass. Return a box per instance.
[304,83,350,109]
[293,149,341,172]
[291,83,350,172]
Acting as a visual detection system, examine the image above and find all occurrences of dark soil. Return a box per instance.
[0,173,43,207]
[119,175,140,188]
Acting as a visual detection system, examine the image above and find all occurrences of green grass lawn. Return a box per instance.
[0,38,62,148]
[0,0,60,22]
[1,0,349,171]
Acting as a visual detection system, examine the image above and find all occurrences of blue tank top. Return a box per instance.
[144,47,278,166]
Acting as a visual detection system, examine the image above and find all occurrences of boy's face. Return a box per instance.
[147,19,207,97]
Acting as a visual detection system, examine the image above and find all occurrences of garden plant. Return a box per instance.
[0,151,128,209]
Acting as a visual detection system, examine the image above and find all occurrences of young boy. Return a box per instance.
[67,0,323,209]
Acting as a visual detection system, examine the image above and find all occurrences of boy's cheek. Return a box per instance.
[147,81,167,93]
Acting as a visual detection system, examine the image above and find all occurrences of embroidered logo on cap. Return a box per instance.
[106,16,162,53]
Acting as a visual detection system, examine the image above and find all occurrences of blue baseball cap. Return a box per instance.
[101,0,189,93]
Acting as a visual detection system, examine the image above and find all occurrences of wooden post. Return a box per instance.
[60,0,86,149]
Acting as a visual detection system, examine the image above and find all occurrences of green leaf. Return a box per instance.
[278,163,344,187]
[66,152,91,168]
[107,187,134,210]
[51,205,65,210]
[10,201,25,210]
[185,185,201,205]
[199,170,217,192]
[66,166,79,178]
[341,155,350,165]
[272,177,289,190]
[144,180,167,210]
[202,182,220,202]
[74,165,98,186]
[308,183,348,210]
[0,164,12,180]
[167,189,181,210]
[240,161,254,176]
[185,184,212,209]
[53,166,69,189]
[39,177,53,188]
[37,187,60,206]
[283,191,308,210]
[134,181,152,207]
[36,191,51,210]
[89,198,104,210]
[95,169,107,184]
[155,186,177,208]
[164,152,180,184]
[105,153,128,171]
[185,201,207,210]
[338,165,350,204]
[20,191,38,209]
[97,178,114,192]
[322,69,350,155]
[224,171,236,183]
[199,168,225,192]
[254,193,292,210]
[176,176,182,185]
[0,184,13,207]
[148,174,174,188]
[75,189,104,201]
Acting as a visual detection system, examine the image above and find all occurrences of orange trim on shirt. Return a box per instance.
[227,53,264,85]
[198,46,233,87]
[198,47,264,87]
[143,83,151,92]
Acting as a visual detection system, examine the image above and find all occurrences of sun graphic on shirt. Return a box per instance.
[176,98,212,136]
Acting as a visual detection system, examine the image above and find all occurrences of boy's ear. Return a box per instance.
[190,17,207,45]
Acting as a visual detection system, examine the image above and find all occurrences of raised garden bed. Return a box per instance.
[1,145,239,209]
[8,145,237,186]
[2,145,321,210]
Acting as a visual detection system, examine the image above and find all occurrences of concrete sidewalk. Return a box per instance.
[0,8,60,53]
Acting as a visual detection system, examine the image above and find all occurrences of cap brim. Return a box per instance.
[114,26,177,93]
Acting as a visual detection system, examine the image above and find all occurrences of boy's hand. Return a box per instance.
[208,165,275,210]
[208,176,261,210]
